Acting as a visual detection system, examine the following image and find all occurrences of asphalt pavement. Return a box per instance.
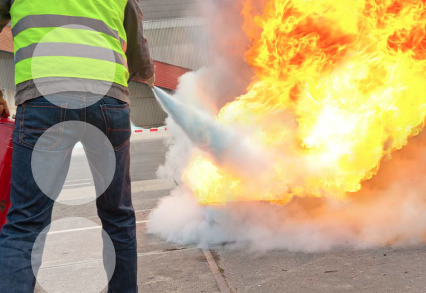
[33,132,220,293]
[32,132,426,293]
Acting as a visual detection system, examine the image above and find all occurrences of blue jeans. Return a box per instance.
[0,95,137,293]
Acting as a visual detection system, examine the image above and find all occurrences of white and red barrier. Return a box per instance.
[132,127,168,134]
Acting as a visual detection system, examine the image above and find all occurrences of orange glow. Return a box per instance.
[184,0,426,205]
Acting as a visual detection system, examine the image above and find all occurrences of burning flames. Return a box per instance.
[183,0,426,205]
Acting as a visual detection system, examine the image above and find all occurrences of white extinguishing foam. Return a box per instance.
[152,86,271,178]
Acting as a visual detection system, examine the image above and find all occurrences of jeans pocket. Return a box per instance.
[100,103,131,151]
[19,101,67,150]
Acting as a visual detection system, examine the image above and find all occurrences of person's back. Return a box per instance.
[0,1,155,292]
[4,0,154,105]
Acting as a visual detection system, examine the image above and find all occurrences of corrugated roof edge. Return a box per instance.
[143,17,206,29]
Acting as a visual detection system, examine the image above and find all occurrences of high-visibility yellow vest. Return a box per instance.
[10,0,129,87]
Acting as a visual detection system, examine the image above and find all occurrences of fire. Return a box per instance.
[184,0,426,205]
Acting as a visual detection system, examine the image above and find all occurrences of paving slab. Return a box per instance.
[137,249,220,293]
[214,246,426,293]
[35,247,220,293]
[34,221,219,293]
[34,172,218,293]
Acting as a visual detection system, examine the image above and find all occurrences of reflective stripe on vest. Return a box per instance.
[12,15,127,52]
[10,0,129,87]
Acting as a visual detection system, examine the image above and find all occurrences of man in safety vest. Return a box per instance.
[0,0,155,292]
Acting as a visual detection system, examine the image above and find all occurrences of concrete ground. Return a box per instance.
[33,132,426,293]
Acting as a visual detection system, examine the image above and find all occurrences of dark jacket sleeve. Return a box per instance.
[0,0,11,32]
[124,0,155,81]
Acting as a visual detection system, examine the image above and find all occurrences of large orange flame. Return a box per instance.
[184,0,426,205]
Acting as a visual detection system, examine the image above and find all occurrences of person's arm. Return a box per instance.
[0,0,11,32]
[123,0,155,86]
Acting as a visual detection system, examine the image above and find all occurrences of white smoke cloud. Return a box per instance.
[148,0,426,252]
[150,147,426,252]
